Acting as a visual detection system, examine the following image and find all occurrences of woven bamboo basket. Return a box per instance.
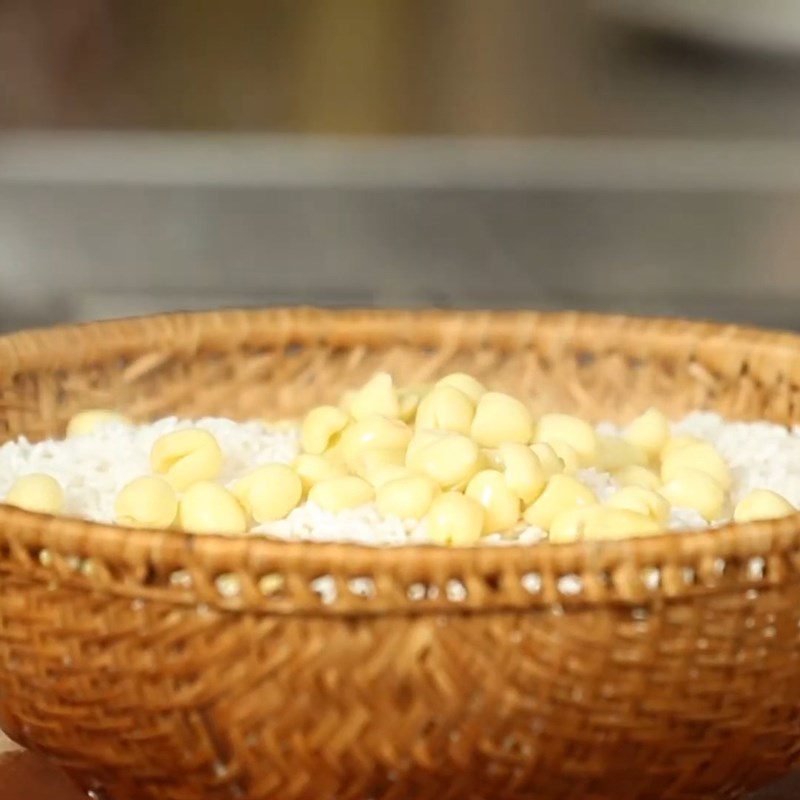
[0,308,799,800]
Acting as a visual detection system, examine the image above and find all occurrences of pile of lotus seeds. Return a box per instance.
[1,372,797,545]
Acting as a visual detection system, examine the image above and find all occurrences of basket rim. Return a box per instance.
[0,306,799,613]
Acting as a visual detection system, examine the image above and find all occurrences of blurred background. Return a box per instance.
[3,0,800,331]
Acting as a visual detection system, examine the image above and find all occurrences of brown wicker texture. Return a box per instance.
[1,309,800,800]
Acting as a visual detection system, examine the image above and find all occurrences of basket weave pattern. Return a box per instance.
[0,309,799,800]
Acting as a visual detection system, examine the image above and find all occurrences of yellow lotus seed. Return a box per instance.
[536,413,598,465]
[551,506,660,543]
[426,491,485,545]
[367,464,416,488]
[595,436,648,472]
[5,474,64,515]
[178,481,247,535]
[661,468,726,522]
[661,442,732,490]
[481,448,504,470]
[529,442,564,478]
[406,432,481,489]
[523,474,596,530]
[625,408,670,459]
[151,428,224,491]
[472,448,493,475]
[414,385,475,435]
[338,416,412,473]
[607,486,670,524]
[349,447,407,480]
[471,392,535,447]
[733,489,796,523]
[547,440,580,474]
[582,508,660,541]
[614,465,662,491]
[300,405,350,454]
[397,384,430,422]
[308,476,374,511]
[465,469,521,534]
[293,454,348,494]
[661,435,704,461]
[67,409,131,437]
[406,429,448,461]
[340,415,414,458]
[436,372,486,404]
[376,474,439,519]
[114,475,178,529]
[232,464,303,523]
[496,442,546,504]
[348,373,400,421]
[549,506,601,543]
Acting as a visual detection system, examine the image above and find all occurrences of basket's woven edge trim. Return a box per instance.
[0,504,797,614]
[1,561,790,617]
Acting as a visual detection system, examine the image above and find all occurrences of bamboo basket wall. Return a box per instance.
[0,308,799,800]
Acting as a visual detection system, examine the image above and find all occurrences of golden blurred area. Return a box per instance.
[5,0,800,136]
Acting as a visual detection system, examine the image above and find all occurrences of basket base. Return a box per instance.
[0,748,797,800]
[56,766,796,800]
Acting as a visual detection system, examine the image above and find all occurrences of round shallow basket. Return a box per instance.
[1,309,800,800]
